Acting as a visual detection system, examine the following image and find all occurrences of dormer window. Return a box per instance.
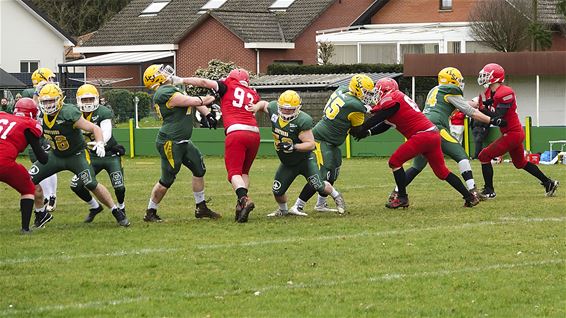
[440,0,452,10]
[269,0,296,12]
[140,1,170,17]
[198,0,228,14]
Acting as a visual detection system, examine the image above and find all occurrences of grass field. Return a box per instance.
[0,156,564,317]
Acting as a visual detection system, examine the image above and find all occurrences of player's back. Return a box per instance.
[376,90,435,139]
[483,85,522,134]
[314,87,366,146]
[219,77,260,131]
[423,84,462,129]
[0,112,42,161]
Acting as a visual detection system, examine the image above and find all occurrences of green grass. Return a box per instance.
[0,157,564,317]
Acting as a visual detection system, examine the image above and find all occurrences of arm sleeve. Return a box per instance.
[446,95,476,117]
[100,119,112,144]
[360,103,400,131]
[369,122,392,135]
[24,129,48,164]
[216,81,227,97]
[495,105,510,117]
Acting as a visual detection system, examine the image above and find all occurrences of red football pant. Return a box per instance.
[224,130,260,181]
[478,131,527,168]
[0,160,35,195]
[389,131,451,180]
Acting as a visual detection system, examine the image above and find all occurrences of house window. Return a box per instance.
[330,45,358,64]
[198,0,228,13]
[360,44,397,64]
[269,0,296,11]
[440,0,452,10]
[273,60,303,65]
[447,41,461,53]
[400,43,439,63]
[140,1,170,17]
[20,61,39,73]
[465,41,497,53]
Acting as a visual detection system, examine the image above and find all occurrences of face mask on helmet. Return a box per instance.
[228,69,250,86]
[38,84,64,115]
[349,74,376,106]
[374,78,399,103]
[144,64,175,90]
[277,90,301,122]
[477,63,505,88]
[76,84,100,112]
[158,64,175,81]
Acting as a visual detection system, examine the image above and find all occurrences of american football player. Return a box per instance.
[0,98,48,233]
[30,84,129,227]
[386,67,505,204]
[476,63,559,198]
[288,74,373,215]
[172,68,261,223]
[248,90,346,217]
[352,77,479,208]
[142,64,220,222]
[69,84,128,223]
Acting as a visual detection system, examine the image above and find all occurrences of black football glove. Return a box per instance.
[277,142,294,152]
[482,98,493,107]
[490,117,507,127]
[112,144,126,156]
[206,113,217,129]
[352,130,371,141]
[41,141,51,152]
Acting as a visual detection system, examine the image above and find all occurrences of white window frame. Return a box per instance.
[20,60,39,73]
[140,1,170,17]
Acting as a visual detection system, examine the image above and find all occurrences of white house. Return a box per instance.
[0,0,75,75]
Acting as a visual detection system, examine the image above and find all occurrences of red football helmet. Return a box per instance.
[13,97,38,119]
[477,63,505,88]
[375,77,399,103]
[228,68,250,86]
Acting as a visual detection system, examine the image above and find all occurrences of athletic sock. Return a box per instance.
[404,167,420,188]
[298,183,317,202]
[294,198,306,210]
[278,202,288,211]
[316,194,328,206]
[481,163,494,190]
[193,190,205,205]
[87,199,100,209]
[148,199,159,210]
[235,187,248,200]
[445,172,472,199]
[20,198,34,231]
[329,189,340,199]
[393,168,407,198]
[523,162,551,184]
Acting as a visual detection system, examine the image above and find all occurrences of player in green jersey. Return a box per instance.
[68,84,128,222]
[249,90,346,216]
[30,84,129,227]
[385,67,502,203]
[142,64,221,222]
[290,74,375,214]
[22,68,59,212]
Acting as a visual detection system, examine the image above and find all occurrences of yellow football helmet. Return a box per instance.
[38,83,64,115]
[277,90,302,122]
[31,68,56,87]
[143,64,175,90]
[349,74,376,105]
[438,67,464,90]
[76,84,100,112]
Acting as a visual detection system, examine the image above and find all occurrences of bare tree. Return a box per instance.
[469,0,533,52]
[317,41,335,65]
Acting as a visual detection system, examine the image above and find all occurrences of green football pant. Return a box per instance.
[272,153,325,196]
[157,140,206,188]
[30,150,98,190]
[313,140,341,183]
[70,154,124,190]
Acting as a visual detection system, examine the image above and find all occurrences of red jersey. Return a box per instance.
[0,113,42,161]
[450,111,465,126]
[371,90,435,139]
[480,85,522,134]
[217,77,260,132]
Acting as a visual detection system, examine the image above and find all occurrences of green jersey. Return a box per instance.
[423,84,463,130]
[42,103,85,157]
[313,87,366,146]
[267,101,314,166]
[21,88,35,98]
[82,105,117,155]
[154,85,194,143]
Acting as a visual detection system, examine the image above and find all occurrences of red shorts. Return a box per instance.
[478,131,527,168]
[0,160,35,195]
[224,130,260,181]
[389,130,451,180]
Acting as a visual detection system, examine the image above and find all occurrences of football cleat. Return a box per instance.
[267,209,288,217]
[45,196,57,212]
[236,196,255,223]
[144,208,162,222]
[388,190,399,204]
[333,193,346,215]
[112,208,130,227]
[385,196,409,209]
[469,187,487,201]
[288,205,308,216]
[543,180,559,197]
[195,200,221,219]
[464,194,480,207]
[84,205,103,223]
[314,202,338,213]
[480,187,496,199]
[33,211,53,228]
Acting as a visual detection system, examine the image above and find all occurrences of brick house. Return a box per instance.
[68,0,375,87]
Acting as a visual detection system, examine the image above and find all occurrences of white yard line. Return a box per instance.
[1,217,564,265]
[1,259,562,316]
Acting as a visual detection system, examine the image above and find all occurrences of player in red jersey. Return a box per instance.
[172,69,260,222]
[0,98,48,233]
[352,78,479,208]
[476,63,559,198]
